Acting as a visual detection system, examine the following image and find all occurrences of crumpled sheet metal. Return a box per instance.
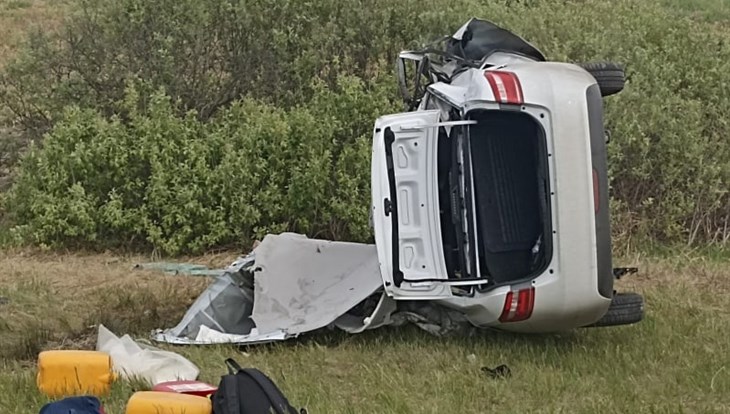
[251,233,383,336]
[152,233,475,346]
[133,262,224,277]
[153,253,256,338]
[390,302,477,337]
[153,233,384,345]
[155,325,288,345]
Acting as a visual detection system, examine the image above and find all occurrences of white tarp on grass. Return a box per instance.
[98,324,199,384]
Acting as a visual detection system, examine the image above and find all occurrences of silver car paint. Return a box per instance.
[371,55,612,332]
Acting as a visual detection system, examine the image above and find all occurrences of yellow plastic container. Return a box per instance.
[37,350,114,398]
[125,391,212,414]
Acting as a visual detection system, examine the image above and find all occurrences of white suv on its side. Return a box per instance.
[370,18,643,333]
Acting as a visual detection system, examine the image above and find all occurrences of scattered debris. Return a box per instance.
[98,325,198,384]
[482,364,511,379]
[133,262,223,277]
[154,233,385,345]
[153,233,474,345]
[710,366,726,391]
[613,267,639,279]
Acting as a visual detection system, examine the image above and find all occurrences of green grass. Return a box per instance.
[0,253,728,413]
[4,0,32,10]
[662,0,730,22]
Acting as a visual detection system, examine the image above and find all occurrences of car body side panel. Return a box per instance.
[426,83,469,109]
[449,69,499,106]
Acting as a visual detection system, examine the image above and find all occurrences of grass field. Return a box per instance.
[0,0,67,68]
[0,0,729,68]
[662,0,730,22]
[1,0,729,412]
[0,251,728,413]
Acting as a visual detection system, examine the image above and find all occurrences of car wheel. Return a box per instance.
[587,292,644,327]
[579,62,625,97]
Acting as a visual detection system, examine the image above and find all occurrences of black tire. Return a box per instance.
[579,62,625,97]
[587,292,644,327]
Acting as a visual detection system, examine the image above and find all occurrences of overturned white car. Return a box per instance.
[371,18,642,333]
[155,18,643,346]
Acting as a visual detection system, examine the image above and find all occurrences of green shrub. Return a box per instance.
[0,0,468,138]
[1,0,729,251]
[4,76,399,254]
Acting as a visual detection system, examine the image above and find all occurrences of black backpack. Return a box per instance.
[212,358,306,414]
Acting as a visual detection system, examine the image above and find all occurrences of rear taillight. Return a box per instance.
[499,287,535,323]
[484,71,524,105]
[592,168,599,214]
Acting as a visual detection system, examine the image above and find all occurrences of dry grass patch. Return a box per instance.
[0,249,239,360]
[0,0,67,68]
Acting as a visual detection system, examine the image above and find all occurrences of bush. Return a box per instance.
[3,76,399,254]
[1,0,729,251]
[0,0,467,138]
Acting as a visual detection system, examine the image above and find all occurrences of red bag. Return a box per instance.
[152,380,218,398]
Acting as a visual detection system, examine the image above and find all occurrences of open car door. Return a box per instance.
[371,110,453,300]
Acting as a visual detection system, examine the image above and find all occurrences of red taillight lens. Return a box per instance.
[499,287,535,323]
[484,71,524,105]
[592,168,599,214]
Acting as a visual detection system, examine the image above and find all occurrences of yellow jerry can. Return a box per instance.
[37,350,114,398]
[125,391,212,414]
